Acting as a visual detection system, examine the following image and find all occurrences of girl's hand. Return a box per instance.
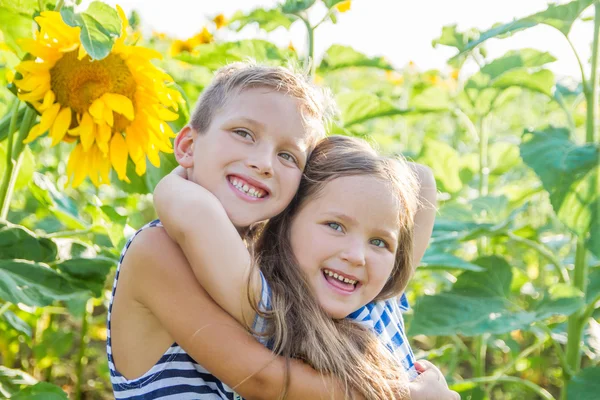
[409,360,460,400]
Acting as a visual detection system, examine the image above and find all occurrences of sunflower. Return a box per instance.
[169,27,213,57]
[213,14,227,30]
[14,6,183,187]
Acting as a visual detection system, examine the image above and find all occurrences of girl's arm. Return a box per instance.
[153,172,260,327]
[126,227,351,400]
[408,163,437,266]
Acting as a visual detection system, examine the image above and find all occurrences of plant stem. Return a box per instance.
[507,232,570,283]
[297,13,315,78]
[587,3,600,144]
[478,116,488,197]
[565,239,588,381]
[453,376,555,400]
[0,102,31,220]
[566,34,590,99]
[474,334,488,377]
[75,299,93,400]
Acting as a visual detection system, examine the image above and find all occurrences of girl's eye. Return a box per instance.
[327,222,343,232]
[370,238,387,248]
[233,129,253,140]
[278,152,297,164]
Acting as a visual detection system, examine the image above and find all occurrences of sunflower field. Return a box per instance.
[0,0,598,399]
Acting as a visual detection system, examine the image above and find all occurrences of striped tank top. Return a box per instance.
[106,220,271,399]
[107,219,417,398]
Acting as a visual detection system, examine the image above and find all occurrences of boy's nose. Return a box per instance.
[247,154,274,177]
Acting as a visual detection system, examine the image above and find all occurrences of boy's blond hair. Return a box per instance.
[189,61,335,146]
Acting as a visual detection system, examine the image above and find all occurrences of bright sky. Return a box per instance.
[95,0,593,79]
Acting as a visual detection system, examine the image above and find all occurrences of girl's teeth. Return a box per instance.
[324,269,357,285]
[230,177,265,198]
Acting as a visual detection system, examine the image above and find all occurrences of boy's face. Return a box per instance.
[175,87,312,228]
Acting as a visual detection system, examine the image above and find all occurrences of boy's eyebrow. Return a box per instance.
[233,117,267,131]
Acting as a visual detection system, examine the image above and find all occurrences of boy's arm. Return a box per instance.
[153,173,260,326]
[127,227,352,400]
[409,163,437,267]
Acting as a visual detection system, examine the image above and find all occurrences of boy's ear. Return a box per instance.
[174,125,196,168]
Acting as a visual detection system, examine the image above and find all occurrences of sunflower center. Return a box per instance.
[51,51,136,130]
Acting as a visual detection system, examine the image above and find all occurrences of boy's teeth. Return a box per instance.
[229,177,265,198]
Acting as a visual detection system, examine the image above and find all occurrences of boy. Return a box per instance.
[108,61,454,399]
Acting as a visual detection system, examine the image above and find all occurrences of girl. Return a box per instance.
[154,135,459,399]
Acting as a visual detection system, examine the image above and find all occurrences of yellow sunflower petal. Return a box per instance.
[335,0,351,12]
[79,112,96,151]
[99,151,111,184]
[89,98,105,123]
[39,90,56,111]
[110,133,129,181]
[50,107,72,146]
[102,93,134,121]
[17,38,58,61]
[78,43,88,60]
[39,103,61,133]
[157,107,179,121]
[134,158,146,176]
[23,124,44,144]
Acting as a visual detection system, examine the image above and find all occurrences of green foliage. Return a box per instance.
[229,8,296,32]
[566,367,600,400]
[520,127,600,257]
[319,45,394,72]
[60,1,122,60]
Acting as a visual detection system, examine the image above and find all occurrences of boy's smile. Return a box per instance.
[175,88,312,228]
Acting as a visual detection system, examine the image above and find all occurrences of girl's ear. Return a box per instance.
[174,125,196,168]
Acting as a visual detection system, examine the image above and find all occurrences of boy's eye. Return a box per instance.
[233,129,253,140]
[370,238,387,248]
[278,152,297,164]
[326,222,343,232]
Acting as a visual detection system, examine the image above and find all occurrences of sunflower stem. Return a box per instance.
[0,100,22,219]
[0,106,36,220]
[54,0,64,12]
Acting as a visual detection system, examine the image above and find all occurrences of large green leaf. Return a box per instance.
[432,25,482,67]
[12,382,67,400]
[418,139,462,193]
[52,257,114,297]
[587,268,600,305]
[60,1,122,60]
[0,143,35,190]
[479,49,556,81]
[281,0,317,14]
[420,250,484,271]
[29,173,88,230]
[520,127,599,257]
[0,222,57,262]
[177,40,291,70]
[454,0,596,58]
[0,259,84,307]
[410,87,452,112]
[492,68,555,97]
[409,256,584,336]
[318,45,394,72]
[229,8,296,32]
[567,367,600,400]
[2,310,32,337]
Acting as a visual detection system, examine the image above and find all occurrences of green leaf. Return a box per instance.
[0,222,57,262]
[177,40,291,70]
[587,268,600,305]
[2,310,32,337]
[0,259,84,307]
[0,143,35,190]
[431,25,482,68]
[336,92,414,127]
[492,68,555,97]
[281,0,317,14]
[318,45,394,72]
[567,367,600,400]
[52,257,114,297]
[409,256,583,337]
[0,1,37,57]
[479,49,556,81]
[520,127,599,257]
[322,0,346,8]
[29,173,88,230]
[0,366,37,396]
[418,139,462,193]
[60,1,122,60]
[229,8,296,32]
[12,382,68,400]
[454,0,596,59]
[420,251,484,271]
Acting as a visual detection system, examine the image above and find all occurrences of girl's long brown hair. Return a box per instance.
[249,135,420,399]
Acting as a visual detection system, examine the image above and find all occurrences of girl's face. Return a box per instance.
[289,175,402,319]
